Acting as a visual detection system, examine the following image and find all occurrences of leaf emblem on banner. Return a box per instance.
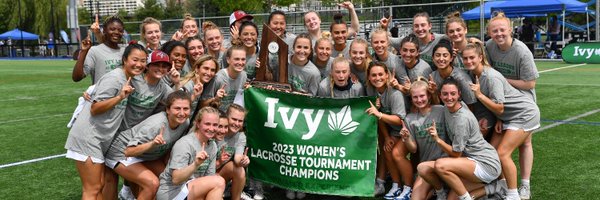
[328,105,360,135]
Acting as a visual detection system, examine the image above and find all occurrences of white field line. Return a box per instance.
[0,92,81,102]
[0,154,66,169]
[539,63,586,74]
[534,109,600,133]
[0,113,71,125]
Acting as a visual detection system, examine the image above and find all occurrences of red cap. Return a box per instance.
[229,10,253,26]
[147,50,170,65]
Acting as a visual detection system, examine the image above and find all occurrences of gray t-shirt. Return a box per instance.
[406,105,448,162]
[419,33,446,69]
[485,38,539,101]
[367,86,406,134]
[288,56,321,96]
[374,52,408,83]
[444,105,501,181]
[245,53,258,80]
[106,112,189,162]
[404,59,433,82]
[331,40,352,58]
[65,69,130,159]
[475,67,540,125]
[317,77,365,98]
[83,43,125,84]
[311,57,333,80]
[350,63,368,86]
[431,67,477,105]
[206,68,247,112]
[122,75,173,130]
[157,133,218,200]
[222,132,247,157]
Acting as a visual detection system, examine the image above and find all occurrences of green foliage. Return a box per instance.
[164,0,185,19]
[0,0,68,39]
[77,7,91,25]
[134,0,164,21]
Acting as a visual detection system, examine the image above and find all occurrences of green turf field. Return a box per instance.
[0,60,599,199]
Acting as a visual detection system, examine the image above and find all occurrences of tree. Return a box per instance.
[134,0,164,21]
[164,0,185,19]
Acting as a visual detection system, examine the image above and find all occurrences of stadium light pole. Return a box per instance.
[596,0,599,41]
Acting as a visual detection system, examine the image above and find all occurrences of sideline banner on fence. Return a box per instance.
[244,88,378,197]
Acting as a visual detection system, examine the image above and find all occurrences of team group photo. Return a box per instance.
[0,0,599,200]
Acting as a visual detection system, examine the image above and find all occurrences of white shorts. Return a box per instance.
[66,150,103,164]
[105,157,146,169]
[173,180,193,200]
[470,158,499,184]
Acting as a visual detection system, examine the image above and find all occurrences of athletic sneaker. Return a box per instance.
[241,191,254,200]
[505,195,521,200]
[374,183,385,196]
[393,188,411,200]
[518,185,531,200]
[384,187,402,199]
[286,190,295,199]
[118,186,135,200]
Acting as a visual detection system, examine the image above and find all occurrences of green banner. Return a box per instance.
[244,87,378,197]
[562,42,600,64]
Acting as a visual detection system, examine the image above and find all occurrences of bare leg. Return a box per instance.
[187,175,226,200]
[434,157,481,196]
[411,176,433,200]
[74,158,105,200]
[392,140,414,186]
[114,163,160,200]
[519,134,533,181]
[417,161,443,190]
[218,162,246,200]
[497,130,530,190]
[103,167,118,200]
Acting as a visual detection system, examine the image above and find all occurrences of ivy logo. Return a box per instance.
[328,106,359,135]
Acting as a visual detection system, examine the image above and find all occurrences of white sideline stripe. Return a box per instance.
[0,153,66,169]
[535,109,600,133]
[0,113,70,125]
[539,63,586,74]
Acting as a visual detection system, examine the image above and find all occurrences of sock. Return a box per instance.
[507,188,519,197]
[390,182,399,190]
[122,185,131,191]
[376,178,385,185]
[521,179,530,187]
[458,192,473,200]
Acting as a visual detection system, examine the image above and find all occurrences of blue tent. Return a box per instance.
[462,0,588,20]
[491,0,588,15]
[0,28,39,40]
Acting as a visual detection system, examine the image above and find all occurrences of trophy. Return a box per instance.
[253,23,291,92]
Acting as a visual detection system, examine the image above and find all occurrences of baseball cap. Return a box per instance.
[147,50,170,66]
[229,10,253,26]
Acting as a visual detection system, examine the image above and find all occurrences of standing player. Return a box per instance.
[65,43,146,200]
[464,40,540,200]
[287,33,321,96]
[204,45,248,112]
